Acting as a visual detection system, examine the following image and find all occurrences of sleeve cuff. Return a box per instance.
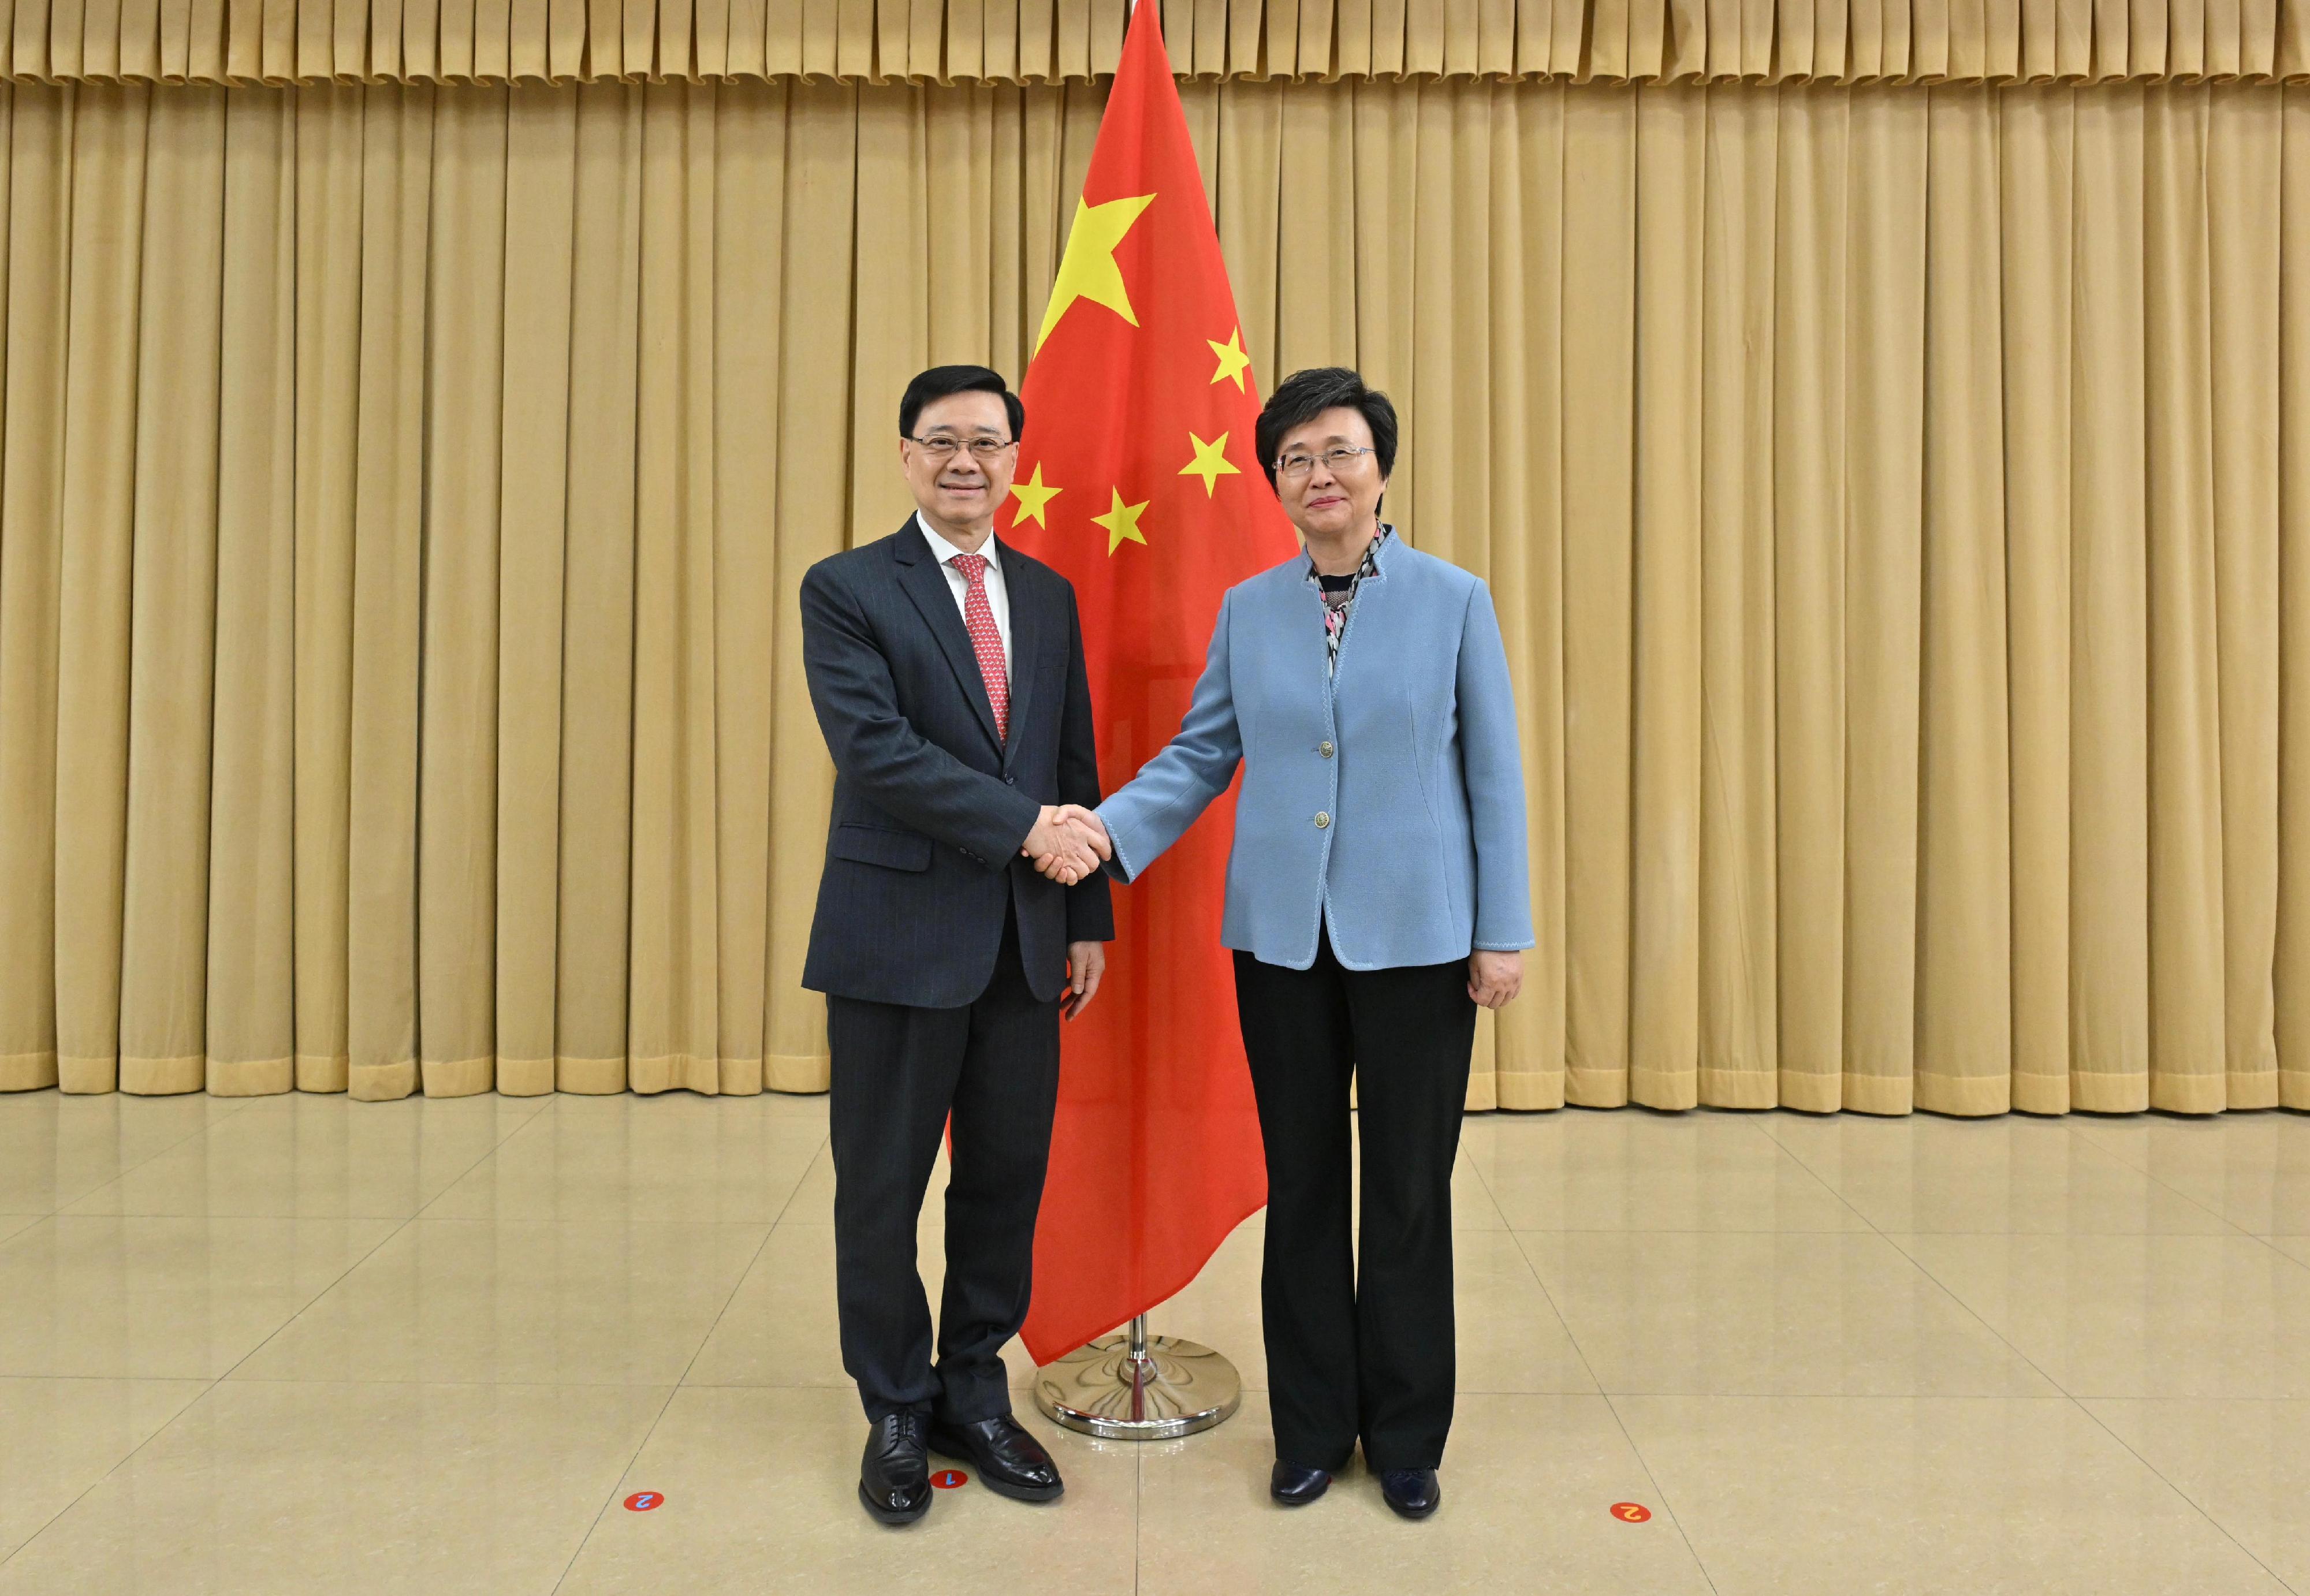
[1102,829,1141,883]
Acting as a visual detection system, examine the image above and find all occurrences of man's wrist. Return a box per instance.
[1019,803,1056,854]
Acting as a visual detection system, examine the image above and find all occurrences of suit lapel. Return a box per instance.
[996,538,1041,772]
[892,520,1004,754]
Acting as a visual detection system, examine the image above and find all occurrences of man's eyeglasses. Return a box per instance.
[907,434,1018,463]
[1275,445,1377,479]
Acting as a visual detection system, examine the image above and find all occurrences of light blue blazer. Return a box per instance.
[1096,531,1534,972]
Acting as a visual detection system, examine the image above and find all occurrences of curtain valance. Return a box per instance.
[2,0,2301,86]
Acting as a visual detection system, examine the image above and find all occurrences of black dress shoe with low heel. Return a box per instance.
[928,1413,1065,1502]
[1269,1461,1332,1505]
[1379,1468,1441,1520]
[859,1412,933,1526]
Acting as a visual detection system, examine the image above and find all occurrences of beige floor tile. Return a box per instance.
[232,1219,767,1386]
[1519,1230,2059,1396]
[0,1378,209,1560]
[1891,1233,2310,1398]
[0,1215,400,1379]
[685,1221,1036,1392]
[0,1091,251,1215]
[1463,1109,1868,1231]
[1445,1154,1508,1228]
[1135,1390,1712,1596]
[782,1142,841,1220]
[0,1379,669,1596]
[1761,1112,2236,1233]
[1363,1144,1508,1230]
[2083,1399,2310,1591]
[1154,1222,1597,1395]
[423,1093,825,1222]
[2072,1112,2310,1235]
[1444,1229,1601,1394]
[64,1092,543,1220]
[1613,1394,2289,1596]
[746,1087,832,1121]
[554,1385,1135,1596]
[9,1093,2307,1595]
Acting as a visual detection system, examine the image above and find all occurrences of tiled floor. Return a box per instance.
[1,1089,2306,1594]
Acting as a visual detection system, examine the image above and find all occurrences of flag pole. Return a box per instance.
[1034,1312,1242,1438]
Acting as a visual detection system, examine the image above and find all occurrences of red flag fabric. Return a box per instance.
[1009,0,1297,1364]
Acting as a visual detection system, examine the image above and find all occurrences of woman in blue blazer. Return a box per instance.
[1040,368,1533,1520]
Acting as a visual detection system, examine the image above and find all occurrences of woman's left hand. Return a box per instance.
[1467,950,1523,1010]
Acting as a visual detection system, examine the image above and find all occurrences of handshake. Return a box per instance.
[1022,804,1113,886]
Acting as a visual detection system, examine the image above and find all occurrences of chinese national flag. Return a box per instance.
[1009,0,1297,1364]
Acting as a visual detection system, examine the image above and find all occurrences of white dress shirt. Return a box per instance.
[915,511,1013,678]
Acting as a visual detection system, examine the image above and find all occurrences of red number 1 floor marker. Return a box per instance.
[931,1470,969,1490]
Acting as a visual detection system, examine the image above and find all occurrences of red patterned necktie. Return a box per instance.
[949,552,1009,743]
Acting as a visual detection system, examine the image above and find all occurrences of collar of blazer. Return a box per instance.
[891,516,1041,766]
[1301,523,1396,586]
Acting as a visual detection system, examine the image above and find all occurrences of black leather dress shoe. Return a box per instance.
[1269,1460,1332,1505]
[1379,1467,1441,1520]
[927,1413,1065,1502]
[859,1412,933,1526]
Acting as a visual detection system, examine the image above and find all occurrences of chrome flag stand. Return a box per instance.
[1034,1315,1240,1440]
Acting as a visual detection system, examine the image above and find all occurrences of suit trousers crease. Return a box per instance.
[828,905,1061,1424]
[1234,927,1477,1473]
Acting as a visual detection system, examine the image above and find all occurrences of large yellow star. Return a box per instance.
[1179,431,1240,497]
[1208,328,1252,391]
[1034,193,1157,354]
[1092,488,1150,554]
[1009,464,1061,528]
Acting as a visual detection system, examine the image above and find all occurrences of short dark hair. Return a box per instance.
[899,365,1025,444]
[1255,367,1398,489]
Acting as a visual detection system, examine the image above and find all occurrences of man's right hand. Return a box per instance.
[1023,806,1103,885]
[1030,807,1112,883]
[1053,806,1112,862]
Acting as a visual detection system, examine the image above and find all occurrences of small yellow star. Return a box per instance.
[1179,431,1240,497]
[1092,488,1151,554]
[1009,464,1061,528]
[1035,193,1158,354]
[1207,329,1252,391]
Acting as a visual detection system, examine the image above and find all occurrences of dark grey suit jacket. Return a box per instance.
[799,518,1115,1008]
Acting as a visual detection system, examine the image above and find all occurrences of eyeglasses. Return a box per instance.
[907,434,1018,463]
[1274,445,1377,479]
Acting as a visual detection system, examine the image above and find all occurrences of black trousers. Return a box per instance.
[826,909,1061,1425]
[1233,927,1478,1472]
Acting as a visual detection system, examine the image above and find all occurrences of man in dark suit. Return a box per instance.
[800,365,1112,1527]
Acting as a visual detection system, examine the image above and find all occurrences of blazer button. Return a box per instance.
[1318,741,1335,758]
[1314,811,1331,829]
[1004,775,1016,785]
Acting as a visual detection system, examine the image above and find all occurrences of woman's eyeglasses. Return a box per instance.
[1274,445,1376,479]
[907,434,1018,462]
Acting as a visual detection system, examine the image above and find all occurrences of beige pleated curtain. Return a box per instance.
[0,1,2304,1117]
